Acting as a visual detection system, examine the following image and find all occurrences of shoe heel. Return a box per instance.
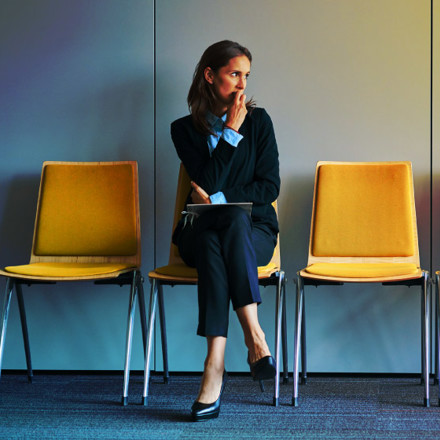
[259,380,265,393]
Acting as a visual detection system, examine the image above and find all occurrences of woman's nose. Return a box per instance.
[237,76,246,90]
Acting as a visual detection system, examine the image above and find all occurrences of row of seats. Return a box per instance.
[0,161,437,408]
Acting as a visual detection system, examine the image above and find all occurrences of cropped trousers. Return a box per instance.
[176,205,276,337]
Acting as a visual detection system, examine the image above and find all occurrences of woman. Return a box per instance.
[171,40,280,421]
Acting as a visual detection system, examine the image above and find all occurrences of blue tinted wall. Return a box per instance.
[0,0,439,374]
[0,0,154,370]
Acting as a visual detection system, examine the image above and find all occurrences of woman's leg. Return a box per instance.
[196,336,227,403]
[177,207,276,399]
[224,221,276,364]
[177,213,231,337]
[177,216,229,403]
[236,303,271,364]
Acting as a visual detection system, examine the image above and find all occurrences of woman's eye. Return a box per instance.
[231,72,249,79]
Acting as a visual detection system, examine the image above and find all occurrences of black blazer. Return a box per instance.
[171,107,280,236]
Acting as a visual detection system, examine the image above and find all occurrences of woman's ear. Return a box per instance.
[204,67,214,84]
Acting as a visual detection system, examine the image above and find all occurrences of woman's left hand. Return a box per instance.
[191,181,211,204]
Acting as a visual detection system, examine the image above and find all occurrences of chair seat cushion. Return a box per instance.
[257,262,279,278]
[304,263,421,278]
[154,264,198,278]
[4,262,136,278]
[153,262,279,279]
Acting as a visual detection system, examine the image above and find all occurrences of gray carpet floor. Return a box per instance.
[1,373,440,439]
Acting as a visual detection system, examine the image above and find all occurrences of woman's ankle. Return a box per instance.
[197,363,225,403]
[203,358,224,374]
[246,330,271,364]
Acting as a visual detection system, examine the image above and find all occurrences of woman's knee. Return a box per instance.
[221,206,252,234]
[196,229,222,258]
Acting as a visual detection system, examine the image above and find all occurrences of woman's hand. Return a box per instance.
[190,181,211,204]
[225,90,247,132]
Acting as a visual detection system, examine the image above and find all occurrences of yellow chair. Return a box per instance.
[292,161,430,407]
[143,164,287,406]
[0,161,145,405]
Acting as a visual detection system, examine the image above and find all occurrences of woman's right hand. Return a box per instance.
[191,181,211,204]
[225,90,247,132]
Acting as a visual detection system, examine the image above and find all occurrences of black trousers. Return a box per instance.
[176,205,277,337]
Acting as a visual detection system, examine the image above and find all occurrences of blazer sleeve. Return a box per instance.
[170,118,238,195]
[222,109,280,204]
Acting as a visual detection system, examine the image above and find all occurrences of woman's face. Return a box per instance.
[205,55,251,109]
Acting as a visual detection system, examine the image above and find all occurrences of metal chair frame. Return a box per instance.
[293,273,430,406]
[0,271,146,405]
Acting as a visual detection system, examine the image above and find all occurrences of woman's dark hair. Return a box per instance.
[187,40,256,135]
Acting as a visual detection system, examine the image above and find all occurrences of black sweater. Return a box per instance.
[171,107,280,235]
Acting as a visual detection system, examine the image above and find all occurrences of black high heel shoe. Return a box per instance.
[247,354,276,392]
[191,371,227,422]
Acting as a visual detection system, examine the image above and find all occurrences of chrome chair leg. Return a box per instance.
[292,274,304,407]
[301,292,307,384]
[157,283,169,384]
[421,281,426,386]
[422,271,430,407]
[437,274,440,404]
[273,271,284,407]
[0,278,14,380]
[15,283,33,383]
[121,271,138,406]
[142,278,158,406]
[137,275,147,358]
[435,274,439,385]
[281,279,289,384]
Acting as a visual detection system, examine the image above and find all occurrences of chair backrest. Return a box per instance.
[30,161,141,267]
[168,164,192,266]
[168,163,281,270]
[270,216,281,270]
[307,161,420,266]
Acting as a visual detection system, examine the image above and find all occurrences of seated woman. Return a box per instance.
[171,40,280,421]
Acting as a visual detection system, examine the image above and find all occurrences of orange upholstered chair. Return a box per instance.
[293,161,430,407]
[0,161,145,405]
[143,164,287,406]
